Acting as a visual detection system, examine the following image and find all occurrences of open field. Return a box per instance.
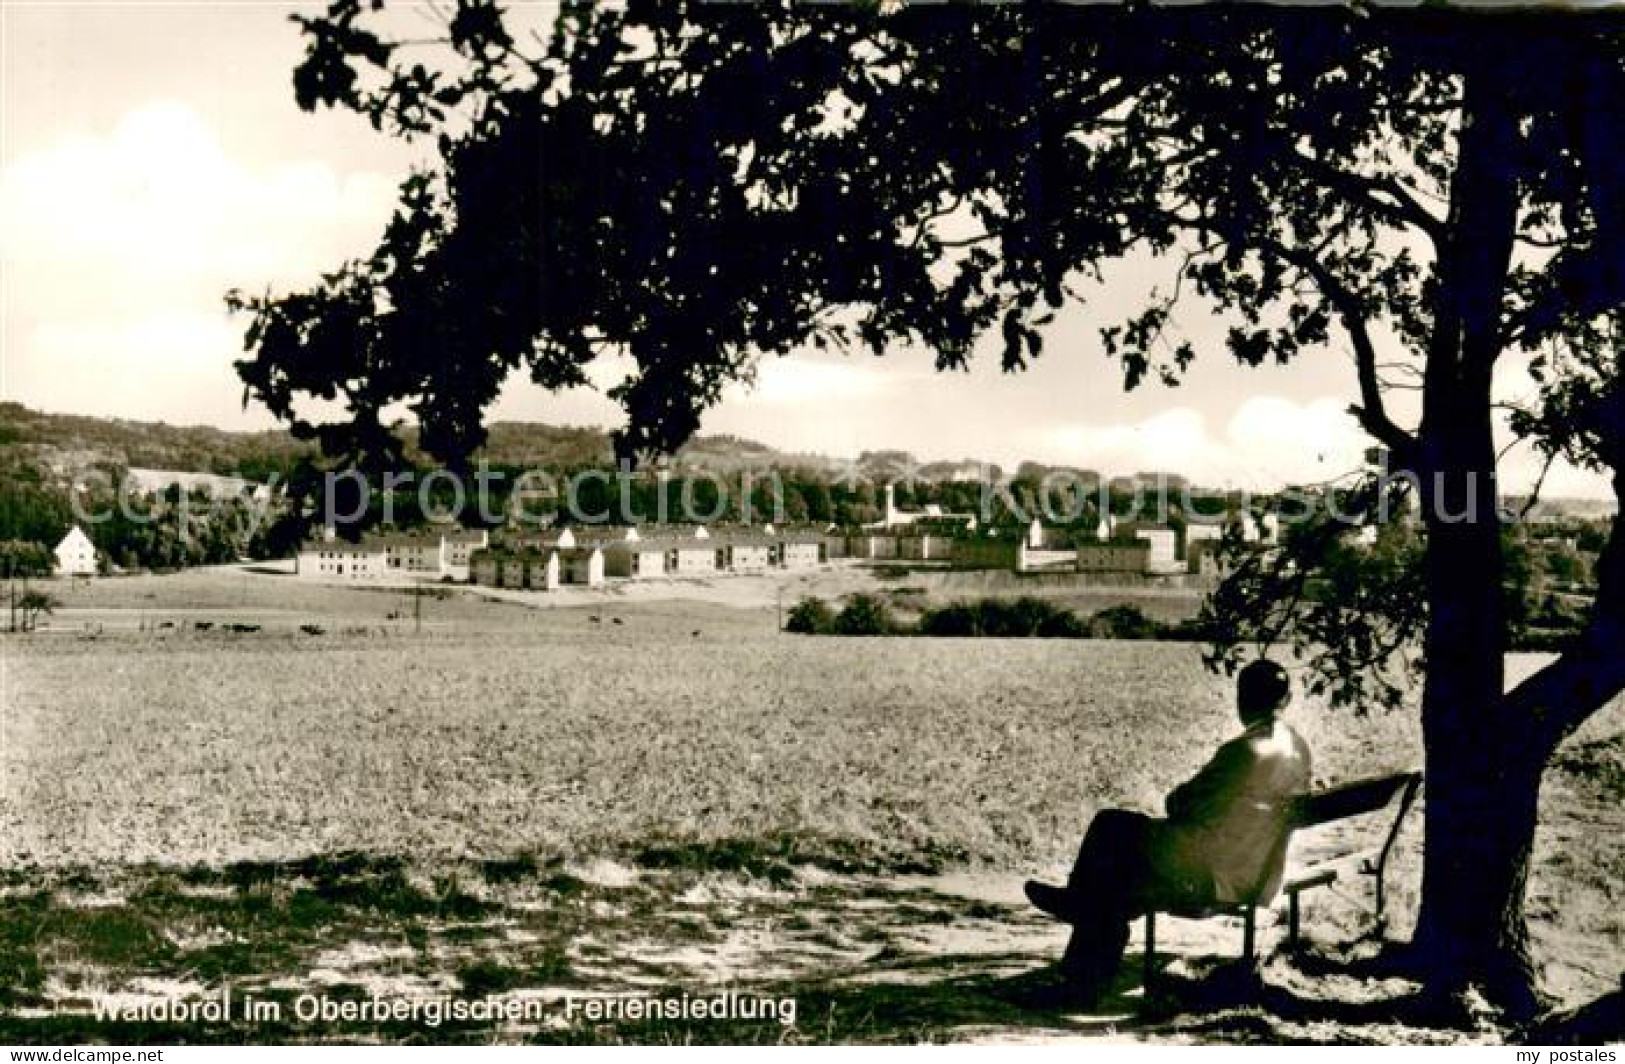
[26,560,1210,629]
[1,567,1620,1042]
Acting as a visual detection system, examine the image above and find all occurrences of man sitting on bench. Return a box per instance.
[1025,659,1312,1006]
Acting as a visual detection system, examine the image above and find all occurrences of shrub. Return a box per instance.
[784,596,835,635]
[1001,596,1071,637]
[917,597,1086,638]
[833,593,895,636]
[1087,603,1162,640]
[1035,607,1088,638]
[917,602,982,637]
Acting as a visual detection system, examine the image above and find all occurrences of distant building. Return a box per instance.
[559,547,605,587]
[663,537,719,576]
[123,468,259,500]
[499,551,530,590]
[440,527,490,580]
[289,525,485,582]
[896,531,951,561]
[1026,519,1074,550]
[777,531,825,569]
[54,526,97,576]
[298,525,487,582]
[1183,522,1225,552]
[470,548,503,587]
[555,525,642,549]
[603,541,669,579]
[503,532,561,554]
[298,535,387,581]
[1119,524,1179,573]
[1187,539,1226,577]
[1236,512,1283,545]
[720,534,775,572]
[469,547,559,590]
[635,523,710,542]
[379,532,446,577]
[846,532,901,560]
[1076,541,1151,575]
[531,550,563,591]
[953,535,1027,571]
[505,548,560,591]
[870,485,977,533]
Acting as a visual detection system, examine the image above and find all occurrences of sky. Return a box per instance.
[0,1,1610,497]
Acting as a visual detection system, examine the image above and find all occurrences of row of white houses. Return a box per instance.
[292,515,1269,587]
[295,523,829,587]
[470,527,827,590]
[296,527,491,582]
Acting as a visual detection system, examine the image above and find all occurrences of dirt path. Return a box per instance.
[0,854,1534,1045]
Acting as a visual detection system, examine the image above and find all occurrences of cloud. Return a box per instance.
[1224,396,1371,484]
[1043,407,1213,474]
[1039,397,1369,488]
[727,355,893,405]
[2,101,397,423]
[15,312,254,427]
[3,101,394,289]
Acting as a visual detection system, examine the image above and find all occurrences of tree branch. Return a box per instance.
[1149,205,1420,460]
[1276,245,1421,462]
[1287,147,1447,245]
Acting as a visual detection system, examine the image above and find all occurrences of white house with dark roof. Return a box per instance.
[777,530,825,569]
[603,540,669,579]
[662,537,720,576]
[719,534,776,572]
[378,531,447,576]
[558,547,605,587]
[439,527,490,579]
[54,525,97,576]
[564,525,642,548]
[470,547,503,587]
[297,534,387,580]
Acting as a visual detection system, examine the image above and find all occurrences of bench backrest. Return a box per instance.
[1290,770,1423,829]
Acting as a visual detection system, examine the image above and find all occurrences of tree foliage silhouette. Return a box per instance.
[231,0,1624,1016]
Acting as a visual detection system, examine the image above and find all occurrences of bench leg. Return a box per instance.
[1242,905,1256,964]
[1143,911,1156,991]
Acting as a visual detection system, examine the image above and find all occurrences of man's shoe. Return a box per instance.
[1024,879,1083,923]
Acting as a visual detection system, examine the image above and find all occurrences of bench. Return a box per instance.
[1142,770,1423,988]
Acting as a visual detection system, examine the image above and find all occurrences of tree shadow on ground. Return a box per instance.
[0,853,1551,1045]
[749,953,1158,1041]
[786,941,1500,1044]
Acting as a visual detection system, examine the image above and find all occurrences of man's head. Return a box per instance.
[1237,659,1292,726]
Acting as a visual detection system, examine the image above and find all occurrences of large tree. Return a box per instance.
[232,0,1624,1015]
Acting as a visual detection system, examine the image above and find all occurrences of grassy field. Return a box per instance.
[1,567,1620,1043]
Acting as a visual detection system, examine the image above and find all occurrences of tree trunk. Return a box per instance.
[1408,449,1550,1015]
[1406,58,1547,1016]
[1412,638,1548,1016]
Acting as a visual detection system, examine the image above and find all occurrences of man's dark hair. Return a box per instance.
[1238,660,1291,723]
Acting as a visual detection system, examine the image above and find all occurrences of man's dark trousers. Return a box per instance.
[1053,809,1164,993]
